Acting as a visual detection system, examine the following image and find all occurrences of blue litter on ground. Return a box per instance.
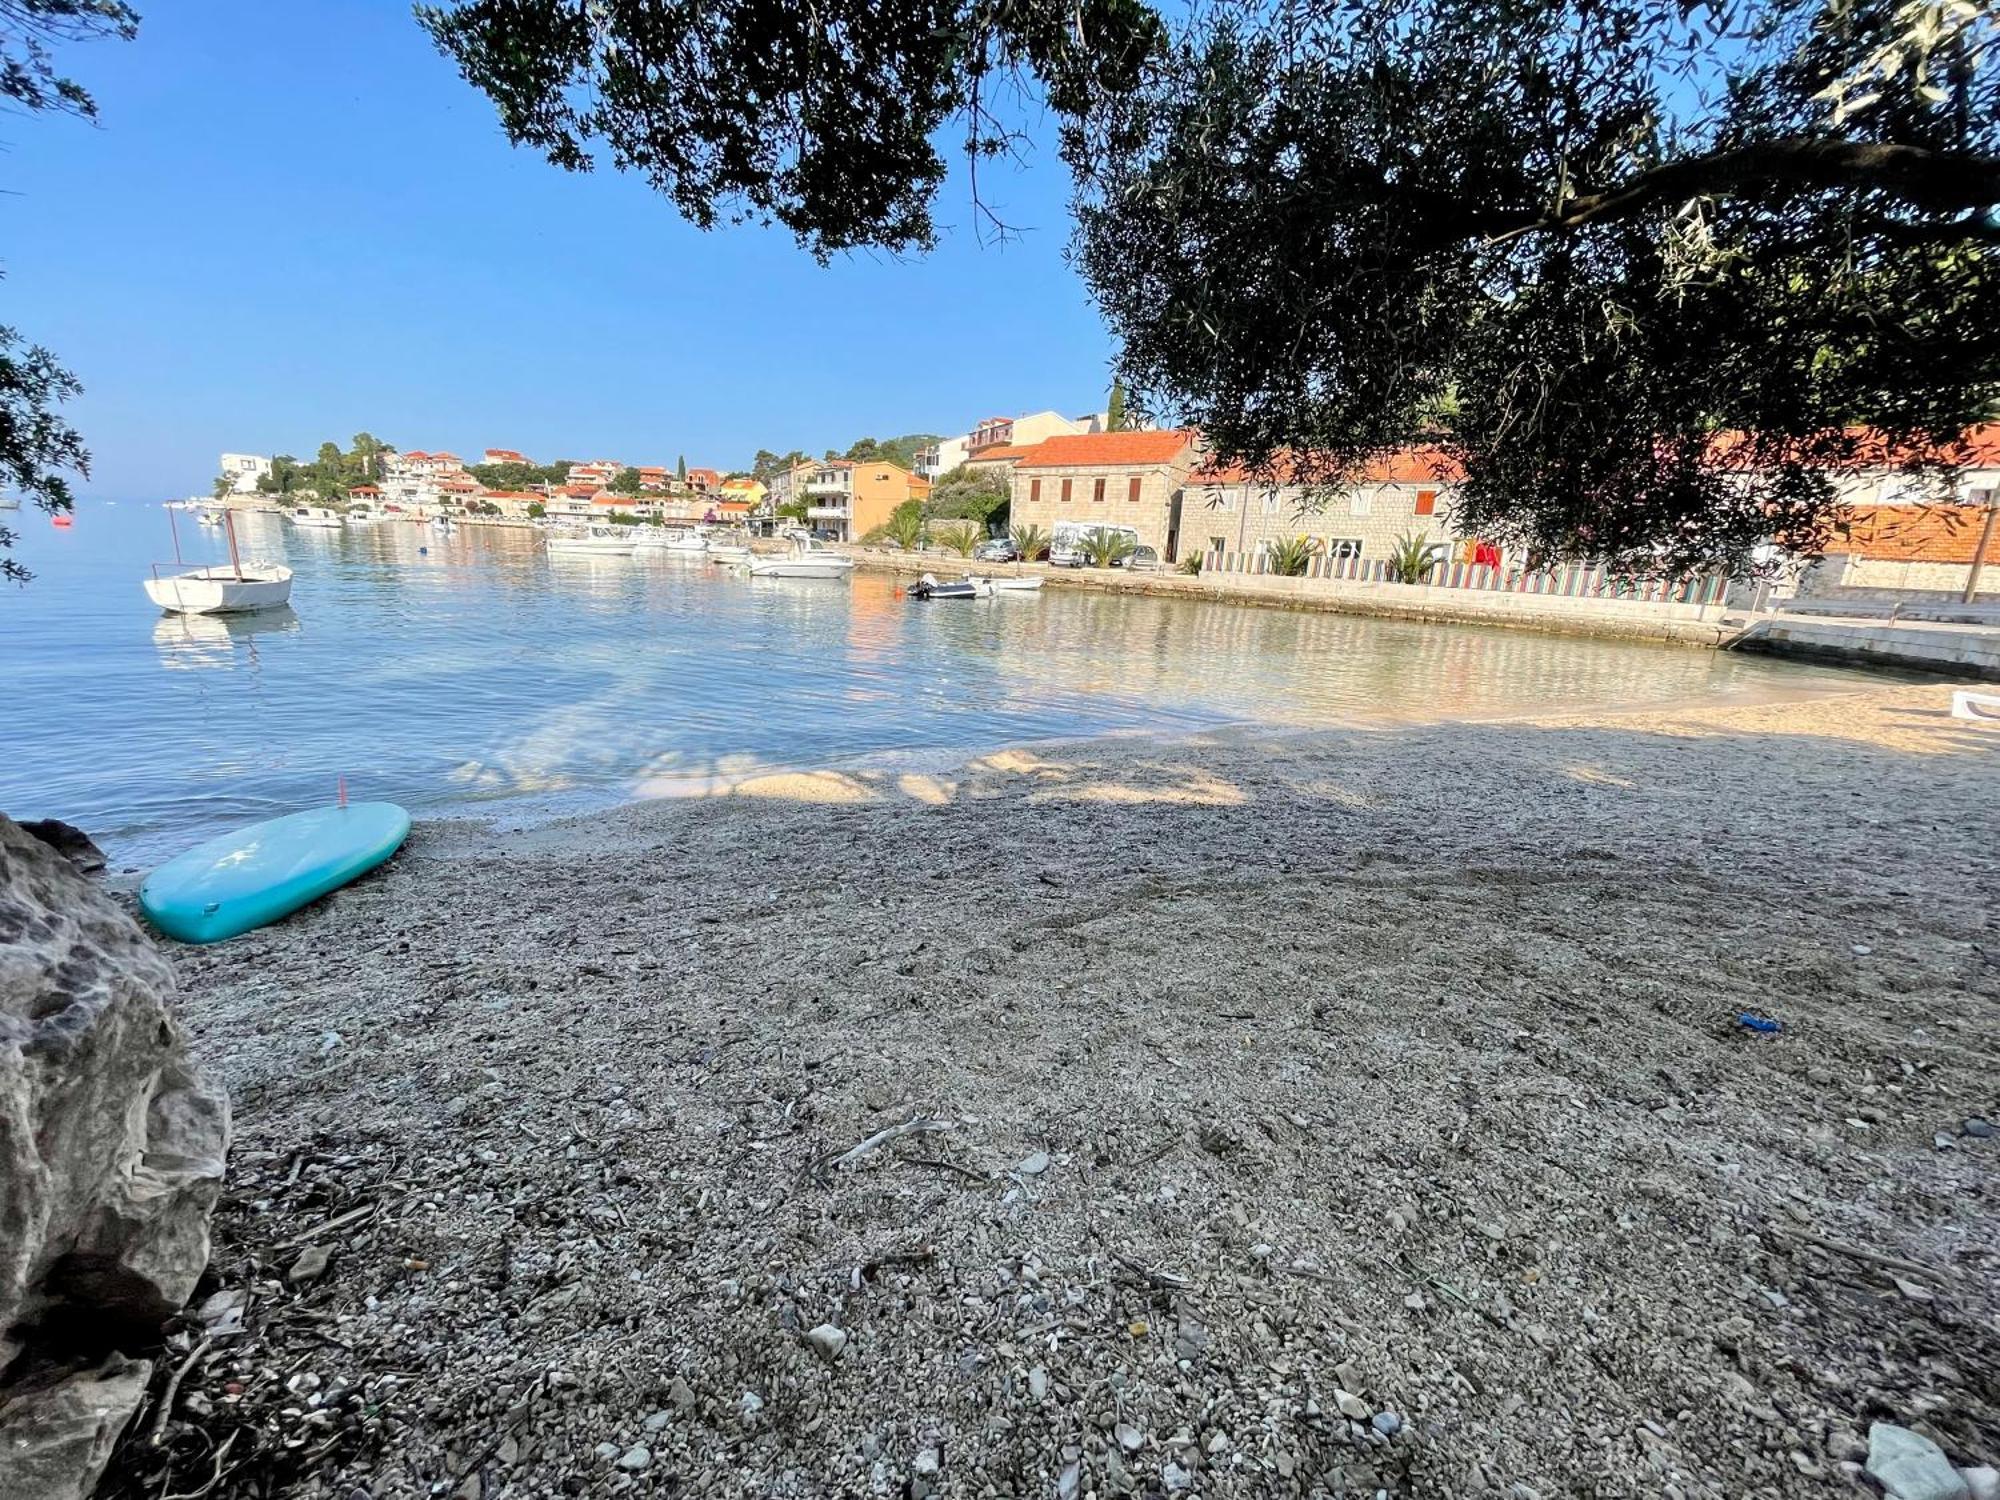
[1737,1013,1783,1034]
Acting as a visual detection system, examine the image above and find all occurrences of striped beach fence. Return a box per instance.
[1199,548,1729,605]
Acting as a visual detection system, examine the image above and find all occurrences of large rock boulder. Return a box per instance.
[0,815,228,1500]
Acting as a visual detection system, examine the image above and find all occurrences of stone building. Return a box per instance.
[1185,450,1464,568]
[1005,430,1201,558]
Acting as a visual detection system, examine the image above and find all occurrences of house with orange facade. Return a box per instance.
[800,459,932,542]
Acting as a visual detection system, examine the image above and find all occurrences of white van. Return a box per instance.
[1049,520,1142,568]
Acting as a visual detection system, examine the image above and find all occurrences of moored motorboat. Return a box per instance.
[705,539,751,561]
[983,575,1044,593]
[745,537,856,579]
[290,505,344,529]
[196,508,225,526]
[907,573,994,600]
[547,524,637,557]
[660,527,710,554]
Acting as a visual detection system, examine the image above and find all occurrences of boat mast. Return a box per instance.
[224,510,245,581]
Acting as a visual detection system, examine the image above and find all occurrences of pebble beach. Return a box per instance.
[105,681,2000,1499]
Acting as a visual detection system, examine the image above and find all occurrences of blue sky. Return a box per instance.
[5,2,1117,498]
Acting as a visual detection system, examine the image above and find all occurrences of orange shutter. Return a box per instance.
[1128,475,1142,502]
[1414,489,1437,516]
[1061,478,1073,504]
[1093,477,1106,503]
[1030,478,1041,504]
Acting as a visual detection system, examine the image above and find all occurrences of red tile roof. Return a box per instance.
[1706,424,2000,471]
[1830,503,2000,562]
[1193,446,1463,486]
[964,445,1037,465]
[1011,430,1196,469]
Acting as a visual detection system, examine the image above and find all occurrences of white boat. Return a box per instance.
[429,515,454,533]
[908,573,995,600]
[346,507,380,526]
[196,508,225,527]
[982,575,1044,593]
[705,539,751,561]
[290,505,344,530]
[659,528,709,554]
[746,537,857,579]
[146,510,293,614]
[145,563,295,615]
[547,524,637,557]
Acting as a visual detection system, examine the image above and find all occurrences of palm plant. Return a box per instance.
[1177,551,1204,575]
[1385,530,1436,584]
[1262,534,1321,577]
[1080,527,1138,568]
[886,505,925,550]
[935,520,983,557]
[1010,523,1049,562]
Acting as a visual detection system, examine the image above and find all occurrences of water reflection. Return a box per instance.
[150,606,302,671]
[0,509,1877,861]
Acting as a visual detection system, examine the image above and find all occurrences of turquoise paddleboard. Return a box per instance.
[139,802,411,944]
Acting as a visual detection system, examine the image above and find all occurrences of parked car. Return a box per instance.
[810,527,840,543]
[1121,545,1163,572]
[973,537,1020,563]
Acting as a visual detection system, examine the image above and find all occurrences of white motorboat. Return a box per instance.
[547,524,637,557]
[983,575,1044,593]
[745,537,857,579]
[290,505,344,529]
[660,528,710,554]
[145,563,295,614]
[907,573,994,600]
[346,507,380,526]
[145,510,293,614]
[705,539,751,561]
[429,515,455,533]
[196,508,225,527]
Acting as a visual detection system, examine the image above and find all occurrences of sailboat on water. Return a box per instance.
[144,507,293,615]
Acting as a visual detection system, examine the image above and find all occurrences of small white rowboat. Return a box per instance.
[145,563,294,615]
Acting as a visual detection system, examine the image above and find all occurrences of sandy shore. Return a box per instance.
[107,683,2000,1499]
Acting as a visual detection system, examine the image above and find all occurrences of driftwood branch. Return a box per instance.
[1769,1221,1949,1282]
[825,1115,955,1171]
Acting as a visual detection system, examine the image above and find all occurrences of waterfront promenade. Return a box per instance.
[848,547,2000,677]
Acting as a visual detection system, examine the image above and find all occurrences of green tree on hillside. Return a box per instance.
[257,455,303,496]
[349,432,393,479]
[924,465,1010,528]
[1106,379,1128,432]
[609,466,645,495]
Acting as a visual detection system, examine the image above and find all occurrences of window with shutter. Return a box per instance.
[1414,489,1438,516]
[1030,478,1041,504]
[1060,478,1073,504]
[1093,477,1106,503]
[1128,475,1142,503]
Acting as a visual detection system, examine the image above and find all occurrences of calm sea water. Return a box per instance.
[1,503,1869,862]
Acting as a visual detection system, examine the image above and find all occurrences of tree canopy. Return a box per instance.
[426,0,2000,571]
[925,463,1011,526]
[842,434,939,470]
[257,433,398,501]
[0,1,141,583]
